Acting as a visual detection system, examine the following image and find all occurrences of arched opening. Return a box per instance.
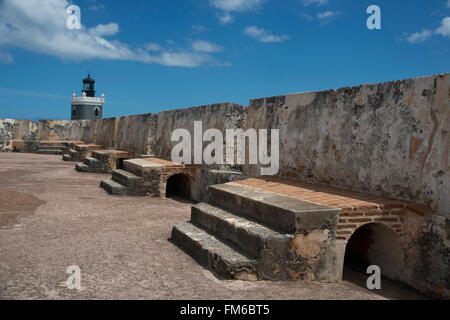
[72,108,76,116]
[165,174,192,200]
[341,223,421,298]
[343,223,404,281]
[94,107,99,117]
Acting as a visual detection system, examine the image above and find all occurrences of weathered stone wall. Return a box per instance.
[245,73,449,214]
[37,113,158,155]
[92,117,118,149]
[116,113,159,155]
[398,210,449,297]
[243,74,449,297]
[38,120,93,142]
[0,119,38,152]
[192,168,245,202]
[155,103,248,164]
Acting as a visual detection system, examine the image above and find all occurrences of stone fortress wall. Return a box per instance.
[0,119,39,153]
[0,73,448,297]
[1,74,447,214]
[245,74,449,214]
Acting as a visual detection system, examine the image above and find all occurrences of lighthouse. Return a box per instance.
[70,74,105,120]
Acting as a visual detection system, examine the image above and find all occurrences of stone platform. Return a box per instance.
[100,157,199,197]
[172,177,431,282]
[37,140,83,155]
[63,143,103,162]
[75,149,135,174]
[2,152,426,300]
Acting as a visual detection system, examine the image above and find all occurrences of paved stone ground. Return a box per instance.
[0,153,427,300]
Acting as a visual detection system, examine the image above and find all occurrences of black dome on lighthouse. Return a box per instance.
[82,74,96,97]
[83,74,95,84]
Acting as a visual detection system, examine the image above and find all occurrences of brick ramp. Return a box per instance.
[100,157,199,197]
[171,177,431,281]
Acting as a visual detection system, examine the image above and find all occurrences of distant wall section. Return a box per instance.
[0,119,38,152]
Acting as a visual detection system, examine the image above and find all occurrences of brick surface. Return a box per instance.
[230,177,432,240]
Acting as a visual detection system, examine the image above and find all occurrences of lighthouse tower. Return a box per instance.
[70,74,105,120]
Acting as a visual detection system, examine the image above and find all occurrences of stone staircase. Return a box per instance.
[100,158,166,196]
[100,168,151,196]
[101,157,198,197]
[171,182,341,281]
[37,141,67,155]
[63,143,103,162]
[75,149,134,174]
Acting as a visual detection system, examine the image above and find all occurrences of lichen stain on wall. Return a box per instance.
[289,229,330,258]
[246,74,449,214]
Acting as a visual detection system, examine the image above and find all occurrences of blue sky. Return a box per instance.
[0,0,449,121]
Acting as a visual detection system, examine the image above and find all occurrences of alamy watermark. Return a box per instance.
[66,4,381,31]
[366,5,381,30]
[171,121,279,176]
[366,265,381,290]
[66,5,81,30]
[66,265,81,290]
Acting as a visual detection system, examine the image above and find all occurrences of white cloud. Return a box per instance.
[210,0,265,12]
[218,13,234,25]
[317,11,340,20]
[88,4,105,11]
[210,0,265,24]
[0,0,224,67]
[145,43,163,52]
[405,17,450,44]
[406,29,432,43]
[0,51,13,64]
[435,17,450,37]
[301,0,328,6]
[244,26,291,43]
[191,25,207,34]
[88,23,119,36]
[301,13,314,21]
[149,52,215,68]
[192,40,223,53]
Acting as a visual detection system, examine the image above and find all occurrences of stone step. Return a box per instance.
[100,179,128,196]
[39,142,66,147]
[40,145,65,151]
[171,222,258,280]
[112,169,142,187]
[62,154,73,162]
[75,163,89,172]
[84,156,101,168]
[122,158,164,176]
[208,183,340,234]
[76,162,105,174]
[68,149,80,161]
[191,202,292,259]
[37,149,63,155]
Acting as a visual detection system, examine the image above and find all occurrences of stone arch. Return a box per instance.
[94,107,100,117]
[341,222,405,282]
[162,171,195,184]
[164,173,193,200]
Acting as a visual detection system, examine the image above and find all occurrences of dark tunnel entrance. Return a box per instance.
[343,223,404,279]
[341,223,423,298]
[166,174,192,201]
